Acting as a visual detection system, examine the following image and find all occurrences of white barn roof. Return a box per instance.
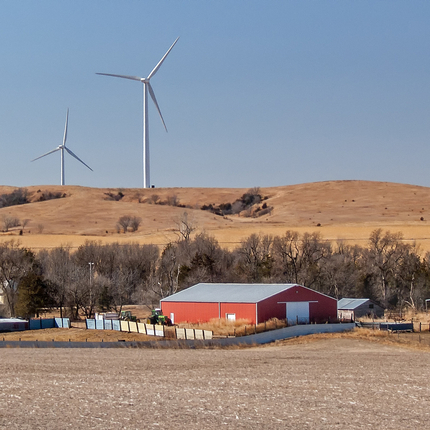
[161,283,300,304]
[337,298,371,310]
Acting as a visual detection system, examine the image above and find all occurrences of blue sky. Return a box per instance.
[1,1,429,189]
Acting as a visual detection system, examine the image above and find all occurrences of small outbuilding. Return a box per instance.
[337,298,384,321]
[160,283,337,325]
[0,318,28,332]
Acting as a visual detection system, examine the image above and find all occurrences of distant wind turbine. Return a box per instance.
[97,37,179,188]
[31,109,93,186]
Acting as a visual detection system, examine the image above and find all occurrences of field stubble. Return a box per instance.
[0,337,429,429]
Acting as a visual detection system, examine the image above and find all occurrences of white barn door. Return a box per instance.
[286,302,309,325]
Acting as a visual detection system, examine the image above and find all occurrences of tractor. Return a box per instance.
[147,308,172,326]
[120,310,137,322]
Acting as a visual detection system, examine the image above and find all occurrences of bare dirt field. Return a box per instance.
[3,180,430,252]
[0,338,429,429]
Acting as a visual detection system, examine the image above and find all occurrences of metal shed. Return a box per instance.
[337,298,385,321]
[161,283,337,325]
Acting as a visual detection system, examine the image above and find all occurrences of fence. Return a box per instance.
[85,320,213,340]
[356,321,414,332]
[29,318,70,330]
[388,331,430,346]
[414,322,430,332]
[175,328,213,340]
[85,319,165,337]
[0,323,356,348]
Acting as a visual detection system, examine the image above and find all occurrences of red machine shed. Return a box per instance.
[161,283,337,325]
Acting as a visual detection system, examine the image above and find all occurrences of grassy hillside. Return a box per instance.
[1,180,430,252]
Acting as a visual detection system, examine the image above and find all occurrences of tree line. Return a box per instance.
[1,228,430,319]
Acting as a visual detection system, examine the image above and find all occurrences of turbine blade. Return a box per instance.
[147,37,179,80]
[96,73,142,82]
[63,108,69,145]
[31,147,61,162]
[147,82,168,132]
[64,147,93,171]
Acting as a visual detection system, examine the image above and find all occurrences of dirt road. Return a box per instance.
[0,339,428,429]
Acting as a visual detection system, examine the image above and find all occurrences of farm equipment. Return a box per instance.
[120,310,137,322]
[147,308,172,326]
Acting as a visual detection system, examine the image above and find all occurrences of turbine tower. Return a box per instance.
[31,109,93,185]
[97,37,179,188]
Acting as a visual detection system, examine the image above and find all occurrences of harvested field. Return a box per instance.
[0,338,429,429]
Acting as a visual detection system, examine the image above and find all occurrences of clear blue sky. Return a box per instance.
[1,1,429,189]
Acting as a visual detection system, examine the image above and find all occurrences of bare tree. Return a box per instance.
[117,215,131,233]
[165,194,179,207]
[154,243,181,298]
[396,244,423,312]
[149,194,159,204]
[236,233,273,282]
[174,211,197,243]
[38,246,74,318]
[318,241,362,299]
[183,232,234,285]
[2,215,20,232]
[0,241,34,316]
[272,230,331,287]
[272,230,301,283]
[366,229,409,308]
[130,216,142,232]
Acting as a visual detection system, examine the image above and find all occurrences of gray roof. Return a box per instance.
[337,298,371,310]
[161,283,299,303]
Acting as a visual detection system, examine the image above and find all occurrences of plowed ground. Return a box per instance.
[0,338,429,429]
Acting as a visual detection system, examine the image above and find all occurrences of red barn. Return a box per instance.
[161,283,337,325]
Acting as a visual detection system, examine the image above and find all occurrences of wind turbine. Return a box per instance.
[31,109,93,185]
[97,37,179,188]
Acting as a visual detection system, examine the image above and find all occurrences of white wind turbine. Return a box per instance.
[31,109,93,185]
[97,37,179,188]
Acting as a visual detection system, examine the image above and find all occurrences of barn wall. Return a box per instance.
[161,302,219,324]
[220,303,256,324]
[260,285,337,324]
[161,302,257,324]
[162,285,337,324]
[256,299,285,324]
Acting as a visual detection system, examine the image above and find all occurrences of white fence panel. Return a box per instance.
[176,328,186,339]
[185,329,195,340]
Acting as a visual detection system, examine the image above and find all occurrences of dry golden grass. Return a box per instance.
[2,180,430,252]
[182,318,252,336]
[271,328,430,352]
[184,317,287,337]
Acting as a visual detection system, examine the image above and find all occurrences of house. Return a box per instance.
[160,283,337,325]
[337,298,384,321]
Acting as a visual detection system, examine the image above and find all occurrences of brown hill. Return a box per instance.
[1,180,430,252]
